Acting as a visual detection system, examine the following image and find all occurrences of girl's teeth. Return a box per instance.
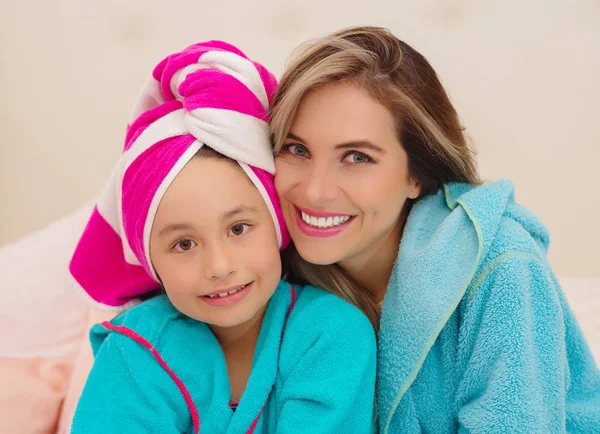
[227,286,242,296]
[300,211,351,229]
[206,284,246,298]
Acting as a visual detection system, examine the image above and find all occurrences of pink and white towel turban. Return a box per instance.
[70,41,289,310]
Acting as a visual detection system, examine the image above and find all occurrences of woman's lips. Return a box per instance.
[294,206,354,238]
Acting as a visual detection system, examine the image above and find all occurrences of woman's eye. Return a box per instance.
[284,143,309,158]
[342,151,374,164]
[172,239,197,252]
[228,223,251,237]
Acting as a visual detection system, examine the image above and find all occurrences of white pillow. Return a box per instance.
[0,203,93,359]
[0,202,95,433]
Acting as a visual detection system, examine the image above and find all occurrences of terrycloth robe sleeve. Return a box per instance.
[455,253,600,433]
[71,332,192,434]
[275,301,378,433]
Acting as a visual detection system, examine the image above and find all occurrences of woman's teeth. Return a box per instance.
[300,211,351,228]
[205,284,247,299]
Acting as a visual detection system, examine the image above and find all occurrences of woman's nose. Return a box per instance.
[300,162,338,204]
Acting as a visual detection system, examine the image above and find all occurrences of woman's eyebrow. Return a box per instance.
[287,132,385,154]
[286,132,306,143]
[334,140,386,153]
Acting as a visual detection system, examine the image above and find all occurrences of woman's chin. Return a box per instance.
[295,243,343,266]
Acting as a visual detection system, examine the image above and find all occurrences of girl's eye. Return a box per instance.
[342,151,374,165]
[173,239,197,253]
[284,143,309,158]
[228,223,251,237]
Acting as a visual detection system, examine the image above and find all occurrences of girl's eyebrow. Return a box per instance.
[157,207,258,238]
[221,205,258,220]
[158,223,193,239]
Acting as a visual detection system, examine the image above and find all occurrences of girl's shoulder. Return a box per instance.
[290,283,372,325]
[277,282,377,382]
[89,294,202,356]
[105,294,182,331]
[282,282,376,349]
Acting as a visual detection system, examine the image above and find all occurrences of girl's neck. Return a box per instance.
[209,305,267,399]
[209,305,266,351]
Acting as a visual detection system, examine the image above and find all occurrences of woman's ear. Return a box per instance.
[407,177,422,200]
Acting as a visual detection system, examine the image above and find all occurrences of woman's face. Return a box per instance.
[274,83,421,270]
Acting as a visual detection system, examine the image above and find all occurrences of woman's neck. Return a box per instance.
[339,211,407,303]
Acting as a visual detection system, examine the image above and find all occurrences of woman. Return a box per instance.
[270,26,600,433]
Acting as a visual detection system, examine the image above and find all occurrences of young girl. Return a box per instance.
[69,41,376,433]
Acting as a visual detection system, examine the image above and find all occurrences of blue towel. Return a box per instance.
[378,180,600,433]
[71,281,377,433]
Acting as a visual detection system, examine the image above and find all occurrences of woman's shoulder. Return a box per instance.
[462,226,559,319]
[437,181,558,306]
[445,180,551,268]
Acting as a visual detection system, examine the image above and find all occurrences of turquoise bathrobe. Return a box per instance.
[71,281,377,433]
[378,180,600,433]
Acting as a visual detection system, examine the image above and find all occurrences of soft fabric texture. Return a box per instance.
[378,180,600,433]
[71,281,377,433]
[1,203,93,359]
[0,357,72,434]
[68,40,376,434]
[69,40,289,310]
[57,308,117,434]
[0,203,93,434]
[2,201,599,434]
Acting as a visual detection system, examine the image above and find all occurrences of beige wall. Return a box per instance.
[1,1,599,276]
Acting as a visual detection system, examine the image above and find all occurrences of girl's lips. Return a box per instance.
[201,281,253,307]
[294,206,354,238]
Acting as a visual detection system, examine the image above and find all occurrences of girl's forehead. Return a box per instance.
[156,157,267,222]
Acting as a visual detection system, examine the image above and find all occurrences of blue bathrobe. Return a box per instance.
[71,281,377,433]
[378,180,600,433]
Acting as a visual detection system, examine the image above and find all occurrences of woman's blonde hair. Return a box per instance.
[270,26,480,329]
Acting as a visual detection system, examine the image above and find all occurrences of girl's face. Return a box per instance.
[149,156,281,329]
[274,83,421,271]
